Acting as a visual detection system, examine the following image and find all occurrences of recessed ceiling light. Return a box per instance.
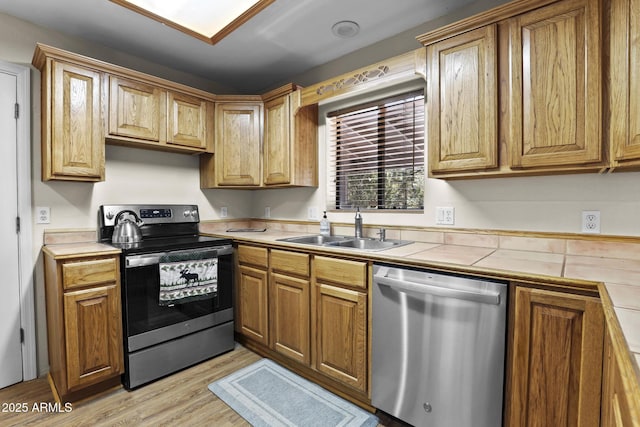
[110,0,275,44]
[332,20,360,38]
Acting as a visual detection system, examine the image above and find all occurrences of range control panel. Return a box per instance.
[99,204,200,227]
[140,208,173,219]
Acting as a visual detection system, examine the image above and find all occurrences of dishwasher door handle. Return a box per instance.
[375,275,501,305]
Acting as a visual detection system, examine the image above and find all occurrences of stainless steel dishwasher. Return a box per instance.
[372,264,507,427]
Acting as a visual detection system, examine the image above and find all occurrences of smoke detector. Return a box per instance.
[331,20,360,38]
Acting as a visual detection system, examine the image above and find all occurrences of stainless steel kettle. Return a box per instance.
[112,210,144,244]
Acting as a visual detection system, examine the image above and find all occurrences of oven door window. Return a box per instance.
[123,254,232,337]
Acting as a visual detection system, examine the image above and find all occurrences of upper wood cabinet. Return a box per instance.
[40,59,105,182]
[609,0,640,168]
[107,75,213,152]
[262,84,318,187]
[201,85,318,189]
[507,0,602,169]
[201,100,263,187]
[33,43,216,182]
[427,25,498,174]
[108,76,162,142]
[419,0,605,178]
[263,94,291,185]
[506,285,604,427]
[167,91,209,150]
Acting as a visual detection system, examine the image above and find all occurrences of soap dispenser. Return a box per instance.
[354,207,363,238]
[320,211,331,236]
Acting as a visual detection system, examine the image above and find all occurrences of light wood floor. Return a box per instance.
[0,344,259,426]
[0,344,405,427]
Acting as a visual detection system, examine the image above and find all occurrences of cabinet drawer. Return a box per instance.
[237,245,268,268]
[62,258,118,290]
[271,250,309,277]
[314,256,367,289]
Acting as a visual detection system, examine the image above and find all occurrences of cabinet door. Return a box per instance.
[508,0,601,168]
[610,0,640,164]
[237,265,269,345]
[49,61,104,181]
[63,284,123,391]
[167,91,208,150]
[601,328,638,427]
[215,103,262,186]
[315,283,367,392]
[507,286,604,427]
[427,25,498,173]
[109,76,162,141]
[263,95,291,185]
[270,272,310,365]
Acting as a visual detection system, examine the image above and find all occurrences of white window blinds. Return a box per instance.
[327,90,425,210]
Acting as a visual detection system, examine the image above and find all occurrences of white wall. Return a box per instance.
[252,170,640,236]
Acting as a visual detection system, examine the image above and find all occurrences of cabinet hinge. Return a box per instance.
[16,216,20,233]
[14,103,19,119]
[20,328,24,343]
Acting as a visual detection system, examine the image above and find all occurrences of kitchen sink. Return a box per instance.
[278,234,352,245]
[325,238,410,251]
[276,234,412,252]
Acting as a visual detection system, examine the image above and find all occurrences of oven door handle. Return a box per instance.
[125,245,233,268]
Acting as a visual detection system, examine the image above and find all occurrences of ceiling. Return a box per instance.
[0,0,478,93]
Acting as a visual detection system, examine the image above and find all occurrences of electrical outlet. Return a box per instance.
[435,207,455,225]
[265,207,271,218]
[36,206,50,224]
[220,207,228,218]
[308,207,319,220]
[581,210,601,233]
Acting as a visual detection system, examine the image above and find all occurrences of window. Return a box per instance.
[327,90,425,210]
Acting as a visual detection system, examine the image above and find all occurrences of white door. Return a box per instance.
[0,70,23,388]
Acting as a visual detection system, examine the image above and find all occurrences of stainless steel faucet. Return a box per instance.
[377,228,386,241]
[354,207,363,238]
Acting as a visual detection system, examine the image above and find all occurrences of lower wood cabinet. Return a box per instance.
[43,250,123,402]
[235,247,369,398]
[314,283,367,393]
[236,245,269,346]
[313,256,368,393]
[63,284,121,391]
[506,285,604,427]
[237,265,269,345]
[601,320,640,426]
[269,249,310,365]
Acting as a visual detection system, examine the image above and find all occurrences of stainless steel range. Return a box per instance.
[99,204,234,389]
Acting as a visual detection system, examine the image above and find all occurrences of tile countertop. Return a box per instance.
[42,241,121,259]
[203,226,640,394]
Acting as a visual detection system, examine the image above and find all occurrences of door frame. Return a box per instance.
[1,60,36,381]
